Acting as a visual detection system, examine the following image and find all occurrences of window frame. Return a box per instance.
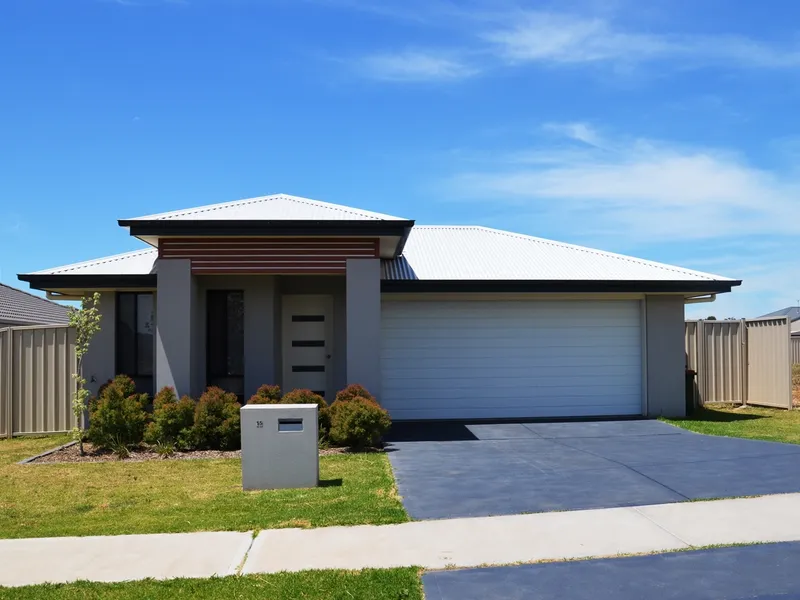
[115,291,155,378]
[206,289,245,380]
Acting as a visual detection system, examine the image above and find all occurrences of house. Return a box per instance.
[758,307,800,334]
[0,282,69,328]
[18,194,740,419]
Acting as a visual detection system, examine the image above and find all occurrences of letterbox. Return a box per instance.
[240,404,319,490]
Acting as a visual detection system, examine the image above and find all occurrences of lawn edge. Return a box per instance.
[17,441,77,465]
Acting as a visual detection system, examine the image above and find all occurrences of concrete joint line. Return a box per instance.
[227,533,256,576]
[632,506,692,548]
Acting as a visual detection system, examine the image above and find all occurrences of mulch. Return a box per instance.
[27,442,358,464]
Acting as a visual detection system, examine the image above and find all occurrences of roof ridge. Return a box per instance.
[143,194,277,220]
[36,248,157,275]
[129,193,398,221]
[0,282,68,308]
[276,194,387,220]
[474,226,724,281]
[409,225,725,281]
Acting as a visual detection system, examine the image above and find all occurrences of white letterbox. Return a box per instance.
[240,404,319,490]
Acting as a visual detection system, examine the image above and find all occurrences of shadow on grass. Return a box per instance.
[318,478,343,488]
[677,408,767,423]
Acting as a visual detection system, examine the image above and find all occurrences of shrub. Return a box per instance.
[282,389,330,440]
[248,384,282,405]
[87,378,149,451]
[334,384,376,404]
[329,397,391,449]
[192,386,242,450]
[144,386,196,450]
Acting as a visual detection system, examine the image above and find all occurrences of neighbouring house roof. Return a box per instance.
[0,283,69,326]
[122,194,409,222]
[21,225,739,294]
[758,306,800,322]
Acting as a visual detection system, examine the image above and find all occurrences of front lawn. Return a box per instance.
[663,405,800,445]
[0,435,408,539]
[1,569,423,600]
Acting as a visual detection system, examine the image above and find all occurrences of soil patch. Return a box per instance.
[27,443,367,464]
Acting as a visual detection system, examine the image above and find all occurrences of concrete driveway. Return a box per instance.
[423,542,800,600]
[386,419,800,520]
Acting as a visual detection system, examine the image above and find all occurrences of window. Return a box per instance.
[116,293,154,384]
[207,291,244,391]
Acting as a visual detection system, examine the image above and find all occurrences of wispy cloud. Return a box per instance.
[542,122,602,147]
[440,124,800,243]
[358,51,478,82]
[347,5,800,82]
[482,12,800,69]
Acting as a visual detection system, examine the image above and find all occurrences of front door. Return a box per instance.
[281,294,334,401]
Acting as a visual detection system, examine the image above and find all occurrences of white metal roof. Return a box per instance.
[382,226,735,282]
[125,194,408,222]
[31,249,158,276]
[29,226,734,283]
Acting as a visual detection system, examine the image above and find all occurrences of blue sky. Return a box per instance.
[2,0,799,318]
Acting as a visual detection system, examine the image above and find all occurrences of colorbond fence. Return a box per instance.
[685,318,792,409]
[792,336,800,365]
[0,325,77,438]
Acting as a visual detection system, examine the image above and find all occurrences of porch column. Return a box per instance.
[345,258,381,399]
[155,258,195,396]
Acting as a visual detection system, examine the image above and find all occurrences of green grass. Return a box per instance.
[0,569,423,600]
[663,404,800,445]
[0,435,408,539]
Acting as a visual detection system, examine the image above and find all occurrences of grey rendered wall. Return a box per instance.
[156,259,195,397]
[345,259,381,398]
[645,295,686,417]
[195,275,277,399]
[82,291,116,397]
[276,276,347,393]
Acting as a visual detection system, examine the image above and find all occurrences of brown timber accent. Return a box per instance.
[159,237,379,274]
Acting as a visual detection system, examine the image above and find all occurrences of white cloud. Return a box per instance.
[442,125,800,243]
[358,51,478,82]
[543,122,602,146]
[349,7,800,82]
[482,11,800,69]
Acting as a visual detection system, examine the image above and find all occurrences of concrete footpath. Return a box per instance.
[3,493,800,588]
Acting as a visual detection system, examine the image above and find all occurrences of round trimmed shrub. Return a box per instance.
[328,397,391,449]
[248,384,282,405]
[144,386,196,450]
[87,377,149,451]
[282,389,330,440]
[334,384,376,404]
[192,386,241,450]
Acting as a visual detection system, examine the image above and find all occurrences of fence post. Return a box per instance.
[741,319,749,406]
[5,329,13,439]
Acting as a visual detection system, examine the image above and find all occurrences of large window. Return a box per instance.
[116,293,154,393]
[207,290,244,395]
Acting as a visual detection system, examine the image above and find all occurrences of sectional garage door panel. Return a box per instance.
[380,300,643,420]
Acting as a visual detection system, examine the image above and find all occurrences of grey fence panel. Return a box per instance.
[685,318,792,409]
[792,337,800,365]
[746,318,792,409]
[0,325,77,437]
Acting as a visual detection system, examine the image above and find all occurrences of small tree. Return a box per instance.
[68,292,102,454]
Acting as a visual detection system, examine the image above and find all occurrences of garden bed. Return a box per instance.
[26,442,362,464]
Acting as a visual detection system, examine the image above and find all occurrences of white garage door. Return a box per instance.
[380,299,643,420]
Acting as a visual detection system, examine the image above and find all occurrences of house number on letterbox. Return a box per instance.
[256,421,264,429]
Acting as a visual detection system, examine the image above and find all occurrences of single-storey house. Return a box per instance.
[758,307,800,334]
[0,282,69,328]
[19,194,740,419]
